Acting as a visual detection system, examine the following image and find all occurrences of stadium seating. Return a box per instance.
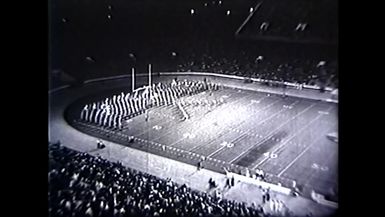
[50,0,337,89]
[49,143,267,217]
[239,0,338,43]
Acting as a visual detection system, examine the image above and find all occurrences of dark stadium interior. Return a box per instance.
[49,0,337,88]
[49,0,338,217]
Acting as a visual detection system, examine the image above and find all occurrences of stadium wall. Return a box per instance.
[49,72,338,103]
[227,172,292,195]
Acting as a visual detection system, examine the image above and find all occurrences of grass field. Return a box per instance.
[71,85,338,201]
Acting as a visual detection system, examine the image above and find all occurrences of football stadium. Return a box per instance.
[49,0,338,217]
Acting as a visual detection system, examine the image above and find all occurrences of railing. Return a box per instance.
[160,72,335,92]
[48,85,71,94]
[49,71,337,95]
[226,172,292,195]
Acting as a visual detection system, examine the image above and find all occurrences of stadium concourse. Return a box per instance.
[49,73,337,217]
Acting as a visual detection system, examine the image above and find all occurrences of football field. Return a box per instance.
[71,85,338,201]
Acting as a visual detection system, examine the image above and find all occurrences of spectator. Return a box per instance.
[49,145,267,217]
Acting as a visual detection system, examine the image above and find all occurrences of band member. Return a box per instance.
[145,110,149,122]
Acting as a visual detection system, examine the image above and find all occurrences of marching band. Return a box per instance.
[79,80,220,129]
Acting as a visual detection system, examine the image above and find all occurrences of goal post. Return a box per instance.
[131,68,135,92]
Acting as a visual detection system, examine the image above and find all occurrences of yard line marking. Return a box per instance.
[134,108,180,137]
[277,143,314,177]
[134,88,229,137]
[168,136,189,147]
[254,100,300,126]
[202,97,282,147]
[229,102,316,164]
[134,89,249,152]
[225,97,294,138]
[226,99,301,163]
[318,111,329,115]
[302,126,338,187]
[245,94,270,107]
[253,105,335,169]
[206,133,248,158]
[246,100,300,136]
[186,93,273,152]
[133,92,219,139]
[188,88,251,121]
[207,146,227,158]
[277,121,337,177]
[252,109,326,169]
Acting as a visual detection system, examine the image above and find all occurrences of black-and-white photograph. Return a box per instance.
[49,0,338,216]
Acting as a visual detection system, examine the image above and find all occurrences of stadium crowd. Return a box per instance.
[159,38,337,88]
[50,0,337,90]
[174,49,337,88]
[49,143,268,217]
